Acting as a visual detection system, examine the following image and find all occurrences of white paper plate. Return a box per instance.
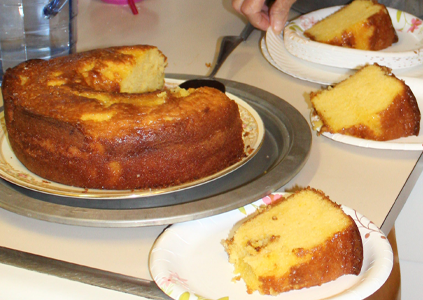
[264,28,423,85]
[0,79,264,199]
[310,76,423,150]
[262,35,354,85]
[150,193,393,300]
[284,7,423,70]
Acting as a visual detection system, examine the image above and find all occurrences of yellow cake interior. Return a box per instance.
[118,47,166,93]
[71,47,167,94]
[311,64,403,136]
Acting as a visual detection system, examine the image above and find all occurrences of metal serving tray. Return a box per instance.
[0,75,312,227]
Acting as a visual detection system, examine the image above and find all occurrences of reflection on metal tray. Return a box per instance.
[0,75,312,227]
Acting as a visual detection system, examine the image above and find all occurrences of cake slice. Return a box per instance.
[222,187,363,295]
[304,0,398,50]
[310,63,420,141]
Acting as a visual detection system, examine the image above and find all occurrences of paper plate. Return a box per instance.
[283,7,423,69]
[150,193,393,300]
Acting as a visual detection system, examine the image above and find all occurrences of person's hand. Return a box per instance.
[232,0,297,34]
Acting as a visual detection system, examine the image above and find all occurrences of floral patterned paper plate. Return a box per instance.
[282,7,423,69]
[0,80,264,199]
[149,193,393,300]
[262,34,423,85]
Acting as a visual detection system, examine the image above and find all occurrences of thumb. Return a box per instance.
[269,0,296,34]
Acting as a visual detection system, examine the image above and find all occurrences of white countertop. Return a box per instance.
[0,0,422,299]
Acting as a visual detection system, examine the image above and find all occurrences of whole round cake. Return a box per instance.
[1,45,245,190]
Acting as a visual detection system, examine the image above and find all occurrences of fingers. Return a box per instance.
[232,0,297,33]
[269,0,297,34]
[232,0,270,31]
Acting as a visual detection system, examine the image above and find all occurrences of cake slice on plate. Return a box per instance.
[304,0,398,50]
[222,187,363,295]
[310,63,420,141]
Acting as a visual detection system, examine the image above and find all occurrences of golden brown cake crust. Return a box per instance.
[304,0,398,51]
[334,9,398,50]
[1,46,245,190]
[259,222,363,294]
[340,90,421,141]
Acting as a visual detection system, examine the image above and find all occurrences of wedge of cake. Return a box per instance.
[222,187,363,295]
[310,63,420,141]
[304,0,398,50]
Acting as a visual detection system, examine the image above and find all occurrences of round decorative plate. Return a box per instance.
[263,25,423,85]
[283,7,423,69]
[150,193,393,300]
[310,76,423,150]
[0,79,264,199]
[0,76,311,226]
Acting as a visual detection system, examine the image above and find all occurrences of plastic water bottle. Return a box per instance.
[0,0,77,84]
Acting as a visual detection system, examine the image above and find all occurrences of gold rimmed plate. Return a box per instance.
[0,79,264,199]
[0,76,311,226]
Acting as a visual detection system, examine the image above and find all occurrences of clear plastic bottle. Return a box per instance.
[0,0,77,83]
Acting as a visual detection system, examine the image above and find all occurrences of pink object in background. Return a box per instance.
[101,0,142,14]
[101,0,142,4]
